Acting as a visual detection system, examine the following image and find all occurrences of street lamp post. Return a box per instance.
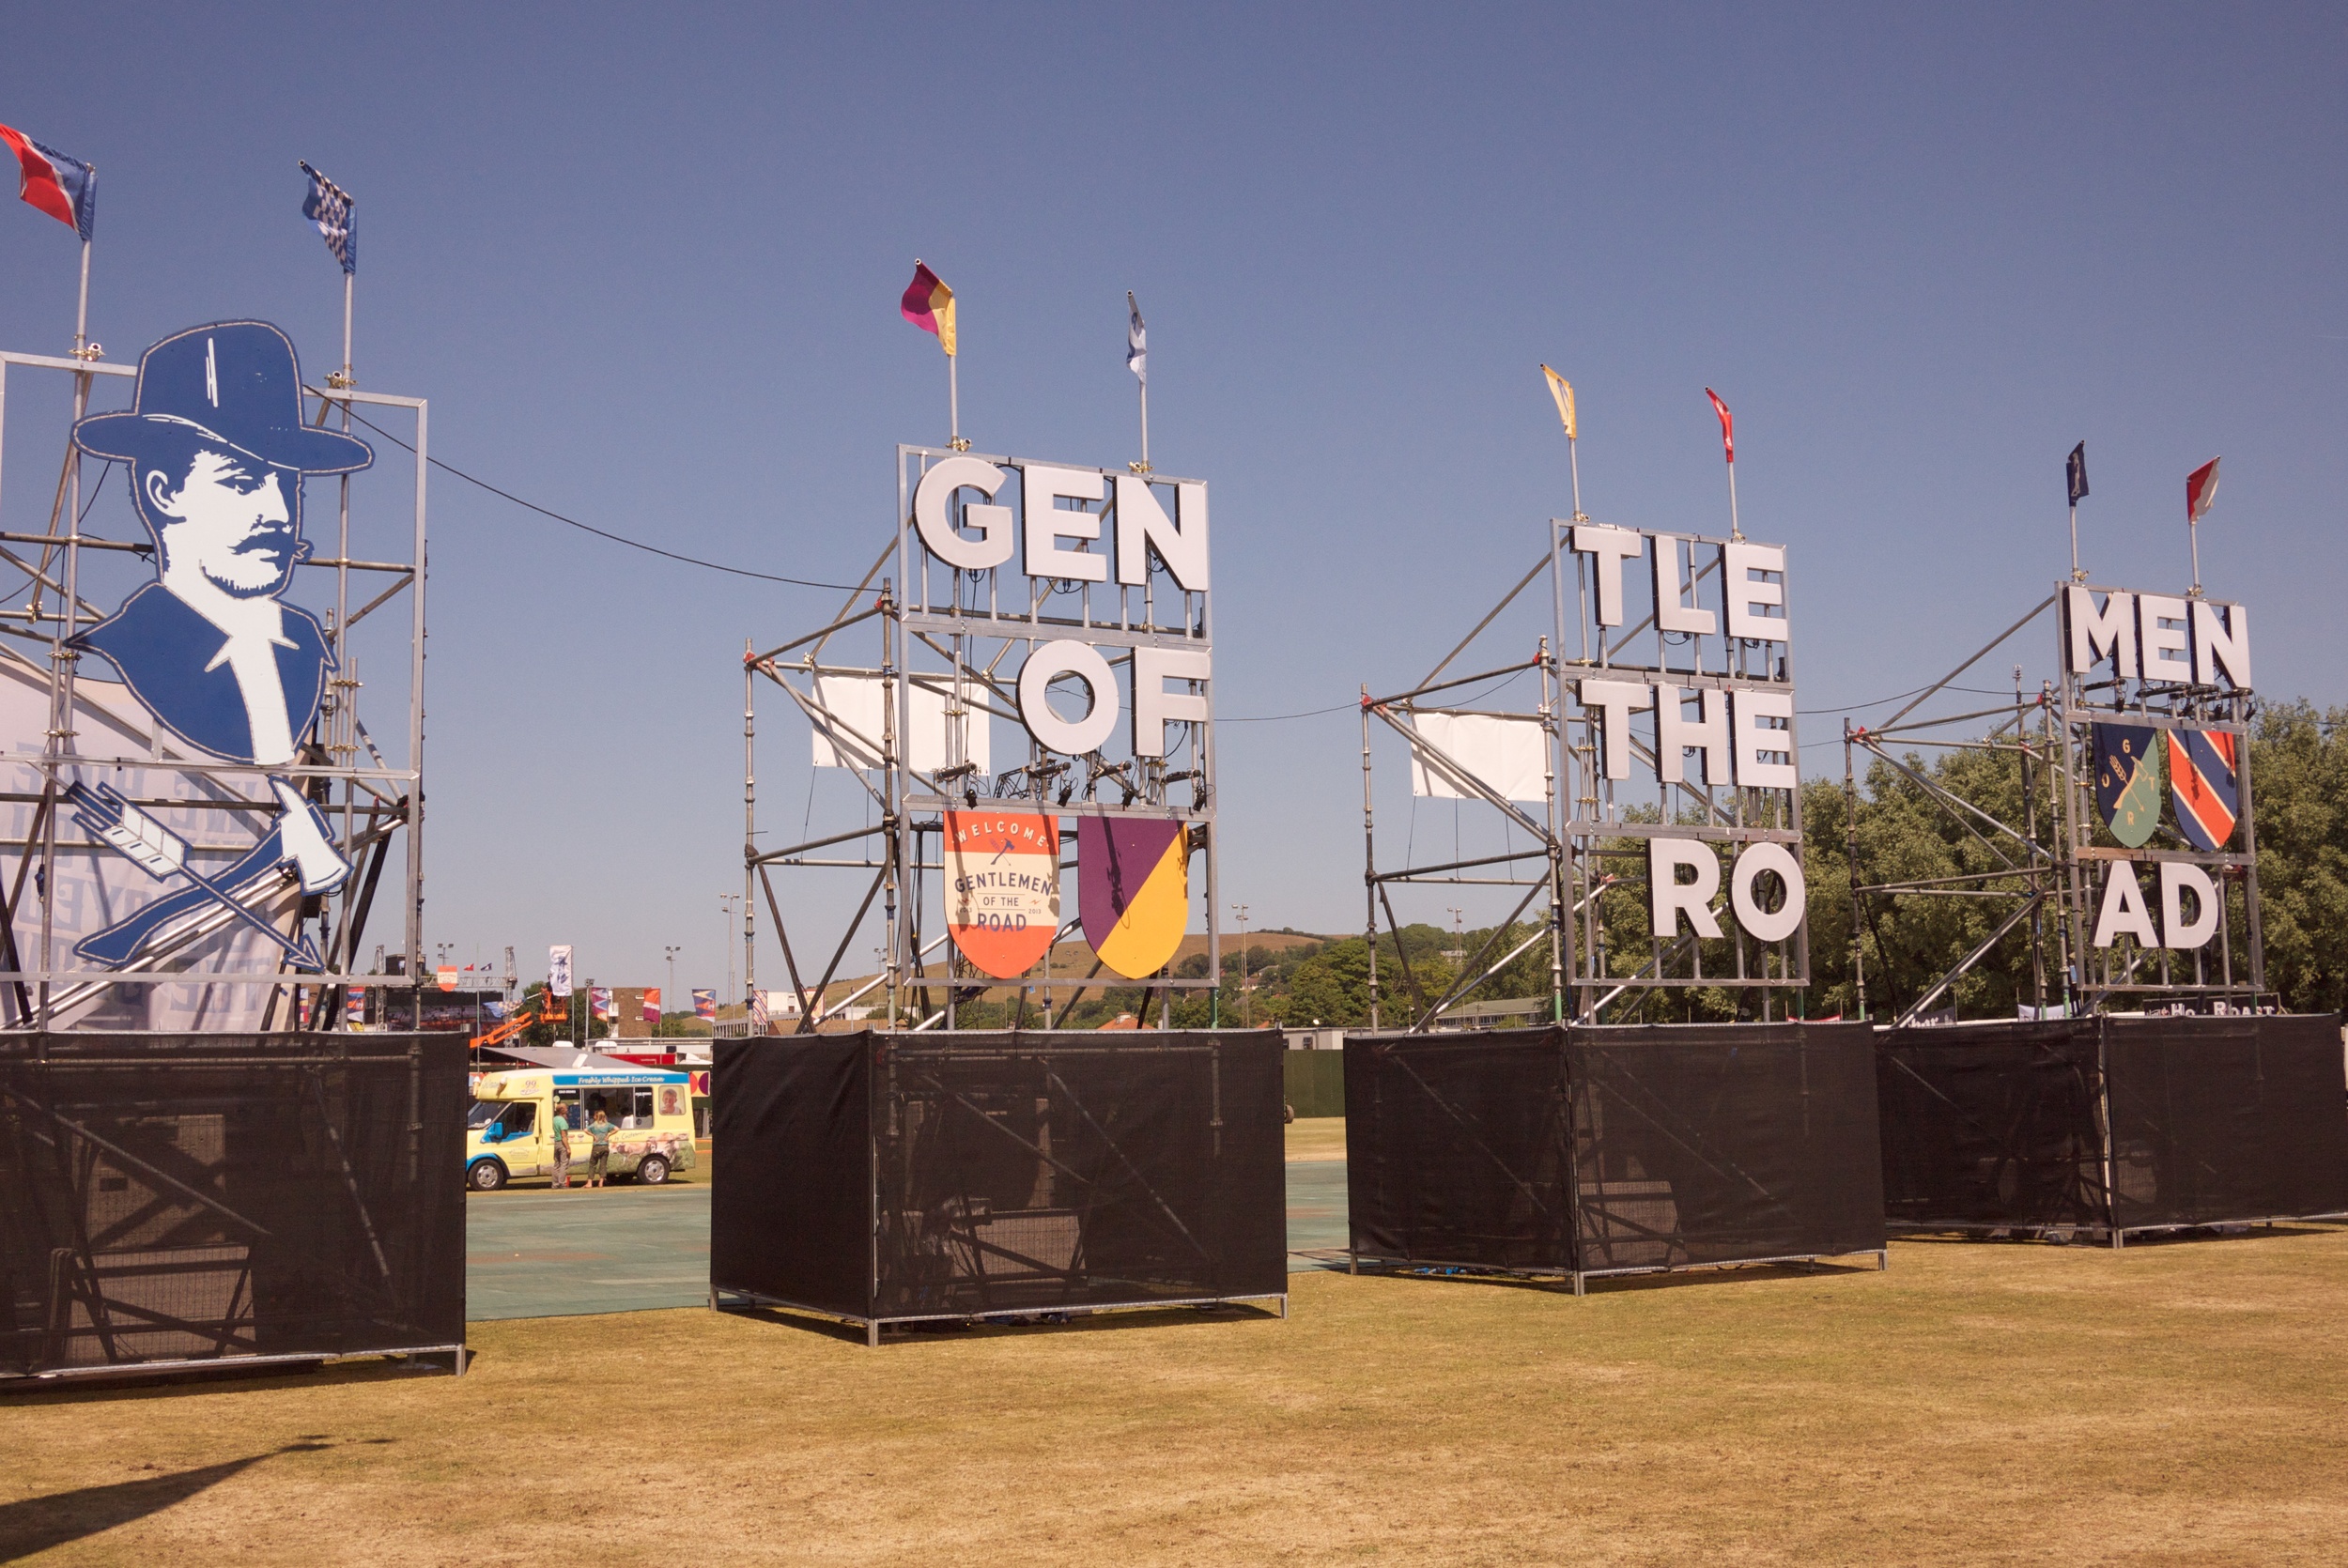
[664,945,681,1034]
[1231,903,1251,1026]
[718,895,743,1009]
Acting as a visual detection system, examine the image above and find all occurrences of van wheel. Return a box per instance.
[468,1160,507,1192]
[636,1155,670,1186]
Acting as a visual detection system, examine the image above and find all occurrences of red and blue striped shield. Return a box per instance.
[2167,728,2240,852]
[2093,724,2161,849]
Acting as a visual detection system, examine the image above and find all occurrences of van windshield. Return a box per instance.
[467,1099,515,1129]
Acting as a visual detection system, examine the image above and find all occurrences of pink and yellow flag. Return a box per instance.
[901,261,956,357]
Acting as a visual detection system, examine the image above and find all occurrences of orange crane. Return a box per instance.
[470,992,564,1053]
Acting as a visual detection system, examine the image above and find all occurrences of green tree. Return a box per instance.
[2249,700,2348,1013]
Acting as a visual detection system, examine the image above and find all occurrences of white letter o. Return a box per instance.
[1017,640,1119,755]
[1729,841,1806,943]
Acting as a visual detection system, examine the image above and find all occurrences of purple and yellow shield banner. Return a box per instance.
[2167,728,2240,852]
[2093,723,2161,849]
[945,810,1060,979]
[1079,815,1190,979]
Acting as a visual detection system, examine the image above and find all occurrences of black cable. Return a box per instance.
[1798,682,2019,716]
[336,406,864,592]
[1222,703,1352,724]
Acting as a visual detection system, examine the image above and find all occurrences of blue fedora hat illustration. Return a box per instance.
[74,321,372,475]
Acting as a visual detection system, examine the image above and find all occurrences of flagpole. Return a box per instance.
[334,263,355,983]
[43,232,96,1025]
[1138,374,1150,472]
[72,237,90,358]
[2069,500,2080,582]
[1568,433,1584,522]
[1724,459,1742,543]
[2188,519,2201,599]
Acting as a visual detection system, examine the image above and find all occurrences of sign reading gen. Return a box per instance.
[909,453,1210,759]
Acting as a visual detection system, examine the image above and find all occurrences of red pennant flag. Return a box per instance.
[1705,388,1734,465]
[2186,456,2220,524]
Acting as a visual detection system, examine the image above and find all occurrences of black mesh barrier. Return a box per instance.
[1345,1023,1885,1281]
[712,1031,1287,1335]
[1342,1032,1571,1272]
[0,1033,467,1378]
[707,1036,870,1320]
[2105,1014,2348,1230]
[1875,1013,2348,1237]
[1875,1020,2108,1232]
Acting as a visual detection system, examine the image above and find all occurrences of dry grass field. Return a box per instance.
[6,1220,2347,1565]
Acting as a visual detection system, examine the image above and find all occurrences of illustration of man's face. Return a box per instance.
[144,446,304,599]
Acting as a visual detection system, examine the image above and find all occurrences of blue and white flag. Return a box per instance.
[300,160,354,274]
[1126,291,1146,382]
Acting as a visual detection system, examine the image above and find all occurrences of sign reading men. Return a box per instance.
[66,321,371,967]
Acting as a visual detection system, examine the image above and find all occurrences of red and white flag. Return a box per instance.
[1704,387,1734,465]
[2186,456,2220,524]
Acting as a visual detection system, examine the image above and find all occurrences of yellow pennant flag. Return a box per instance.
[1540,364,1577,440]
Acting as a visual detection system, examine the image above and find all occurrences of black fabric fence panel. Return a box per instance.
[2105,1014,2348,1229]
[708,1036,870,1320]
[0,1033,467,1376]
[713,1031,1287,1323]
[1875,1020,2107,1232]
[1875,1013,2348,1233]
[1343,1032,1571,1272]
[1346,1023,1884,1276]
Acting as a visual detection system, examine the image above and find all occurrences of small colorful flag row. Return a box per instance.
[4,117,350,274]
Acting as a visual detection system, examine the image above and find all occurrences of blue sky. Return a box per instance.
[1,5,2340,992]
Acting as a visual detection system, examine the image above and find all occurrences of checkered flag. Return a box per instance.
[300,160,355,274]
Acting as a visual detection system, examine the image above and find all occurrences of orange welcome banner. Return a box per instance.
[945,809,1059,978]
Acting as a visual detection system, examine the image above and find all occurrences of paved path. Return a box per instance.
[467,1186,712,1321]
[1284,1160,1350,1267]
[467,1163,1351,1320]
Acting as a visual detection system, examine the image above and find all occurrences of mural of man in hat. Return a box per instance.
[66,321,373,966]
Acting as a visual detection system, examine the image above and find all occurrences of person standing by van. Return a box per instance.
[586,1108,615,1189]
[548,1104,572,1189]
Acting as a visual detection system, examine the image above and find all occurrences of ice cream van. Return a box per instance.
[466,1053,698,1191]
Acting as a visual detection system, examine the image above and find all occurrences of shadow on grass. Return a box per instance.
[718,1299,1285,1346]
[1339,1255,1887,1297]
[0,1354,460,1409]
[1895,1222,2345,1249]
[0,1436,390,1562]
